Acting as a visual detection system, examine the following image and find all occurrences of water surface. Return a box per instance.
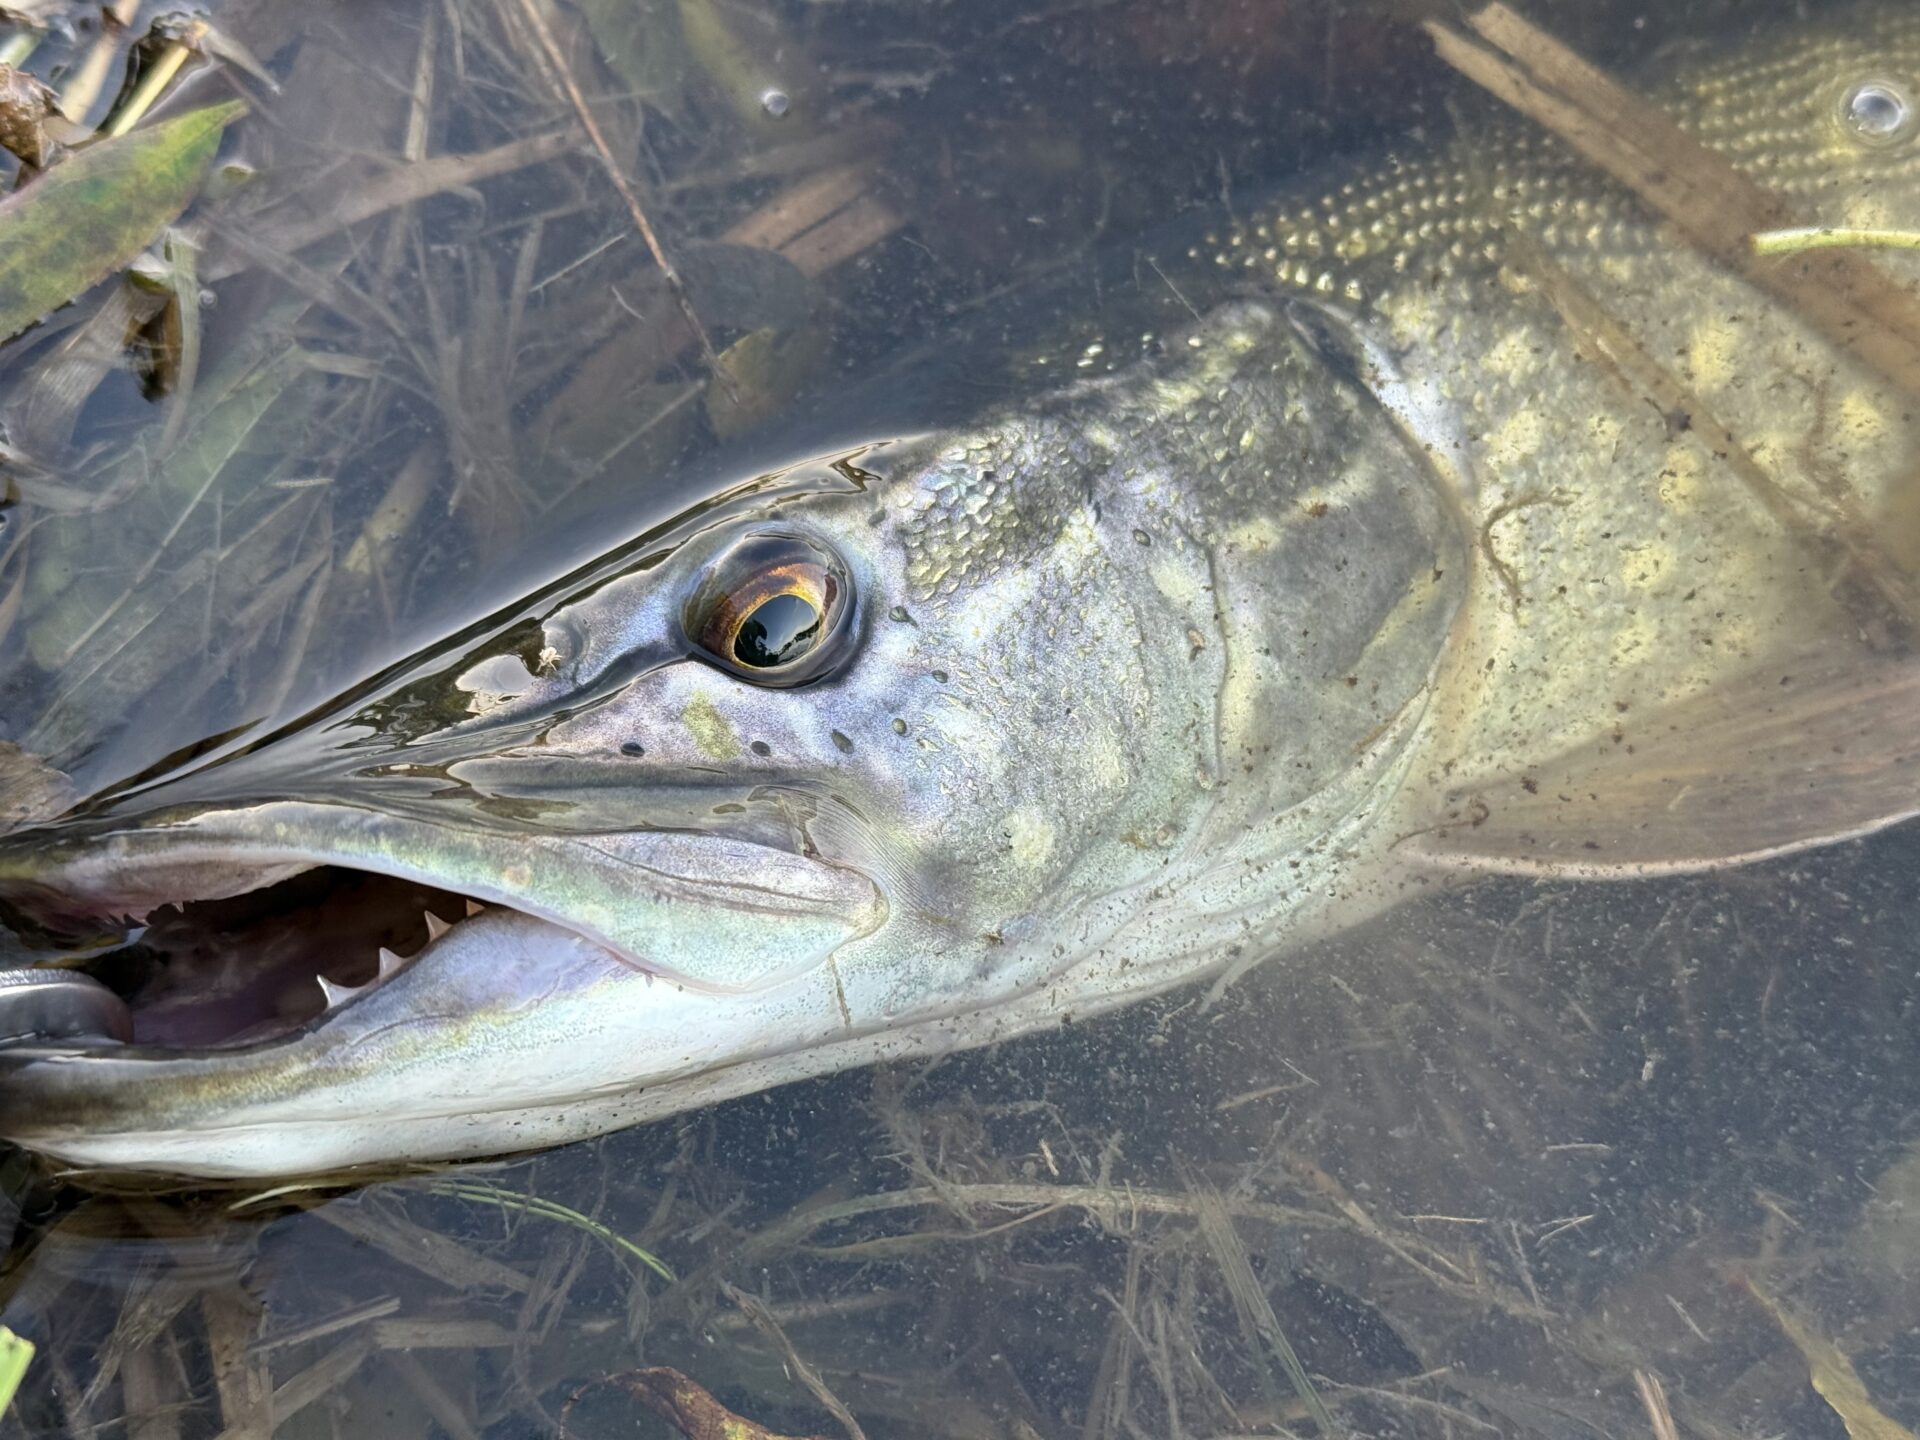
[3,1,1919,1436]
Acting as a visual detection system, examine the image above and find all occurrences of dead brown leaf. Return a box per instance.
[563,1366,833,1440]
[0,62,60,167]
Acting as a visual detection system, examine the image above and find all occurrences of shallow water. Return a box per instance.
[3,0,1920,1435]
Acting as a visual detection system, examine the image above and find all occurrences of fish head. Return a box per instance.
[0,300,1466,1177]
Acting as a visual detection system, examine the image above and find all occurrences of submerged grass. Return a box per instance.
[423,1178,676,1284]
[3,1,1920,1438]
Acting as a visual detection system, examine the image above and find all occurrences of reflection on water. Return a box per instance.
[2,0,1919,1434]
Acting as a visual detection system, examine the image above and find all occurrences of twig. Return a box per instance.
[1081,1246,1144,1440]
[312,1198,536,1295]
[781,193,900,277]
[1310,1374,1504,1435]
[207,129,577,281]
[368,1318,520,1349]
[722,163,871,252]
[719,1281,868,1440]
[1632,1370,1680,1440]
[384,1352,483,1440]
[372,0,441,285]
[152,230,201,455]
[683,1180,1550,1325]
[210,1336,371,1440]
[525,163,900,439]
[120,1339,179,1440]
[247,1297,401,1357]
[508,0,734,401]
[200,1287,270,1440]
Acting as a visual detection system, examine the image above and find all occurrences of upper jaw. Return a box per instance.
[0,791,884,990]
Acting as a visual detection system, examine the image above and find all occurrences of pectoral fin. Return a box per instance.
[1402,649,1920,878]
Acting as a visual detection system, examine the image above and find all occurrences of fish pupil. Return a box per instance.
[734,593,822,668]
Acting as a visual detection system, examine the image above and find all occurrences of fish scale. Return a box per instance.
[1178,13,1920,802]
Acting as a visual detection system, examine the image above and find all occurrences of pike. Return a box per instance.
[2,4,1919,1178]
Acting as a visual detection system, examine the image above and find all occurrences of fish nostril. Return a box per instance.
[750,741,772,757]
[620,741,646,758]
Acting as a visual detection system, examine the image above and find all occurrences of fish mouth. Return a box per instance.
[14,865,534,1050]
[0,794,890,1175]
[0,794,886,1058]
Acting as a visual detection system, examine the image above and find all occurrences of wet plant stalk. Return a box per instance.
[101,19,205,138]
[0,32,38,70]
[57,0,139,120]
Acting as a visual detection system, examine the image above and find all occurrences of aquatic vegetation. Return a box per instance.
[0,1,1918,1436]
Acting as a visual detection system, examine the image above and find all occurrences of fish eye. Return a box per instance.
[1839,79,1916,147]
[683,531,856,685]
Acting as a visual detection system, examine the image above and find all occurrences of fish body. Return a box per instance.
[1,3,1918,1177]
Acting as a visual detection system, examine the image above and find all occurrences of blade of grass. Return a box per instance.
[425,1180,675,1282]
[58,0,142,123]
[149,230,201,452]
[1191,1180,1342,1436]
[1741,1278,1918,1440]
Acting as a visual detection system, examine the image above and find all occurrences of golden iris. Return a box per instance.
[685,533,852,684]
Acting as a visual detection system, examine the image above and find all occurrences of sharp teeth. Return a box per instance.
[317,976,361,1008]
[464,898,483,918]
[423,911,451,941]
[377,946,404,979]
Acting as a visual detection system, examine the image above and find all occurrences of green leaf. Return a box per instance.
[0,100,244,342]
[0,1325,32,1412]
